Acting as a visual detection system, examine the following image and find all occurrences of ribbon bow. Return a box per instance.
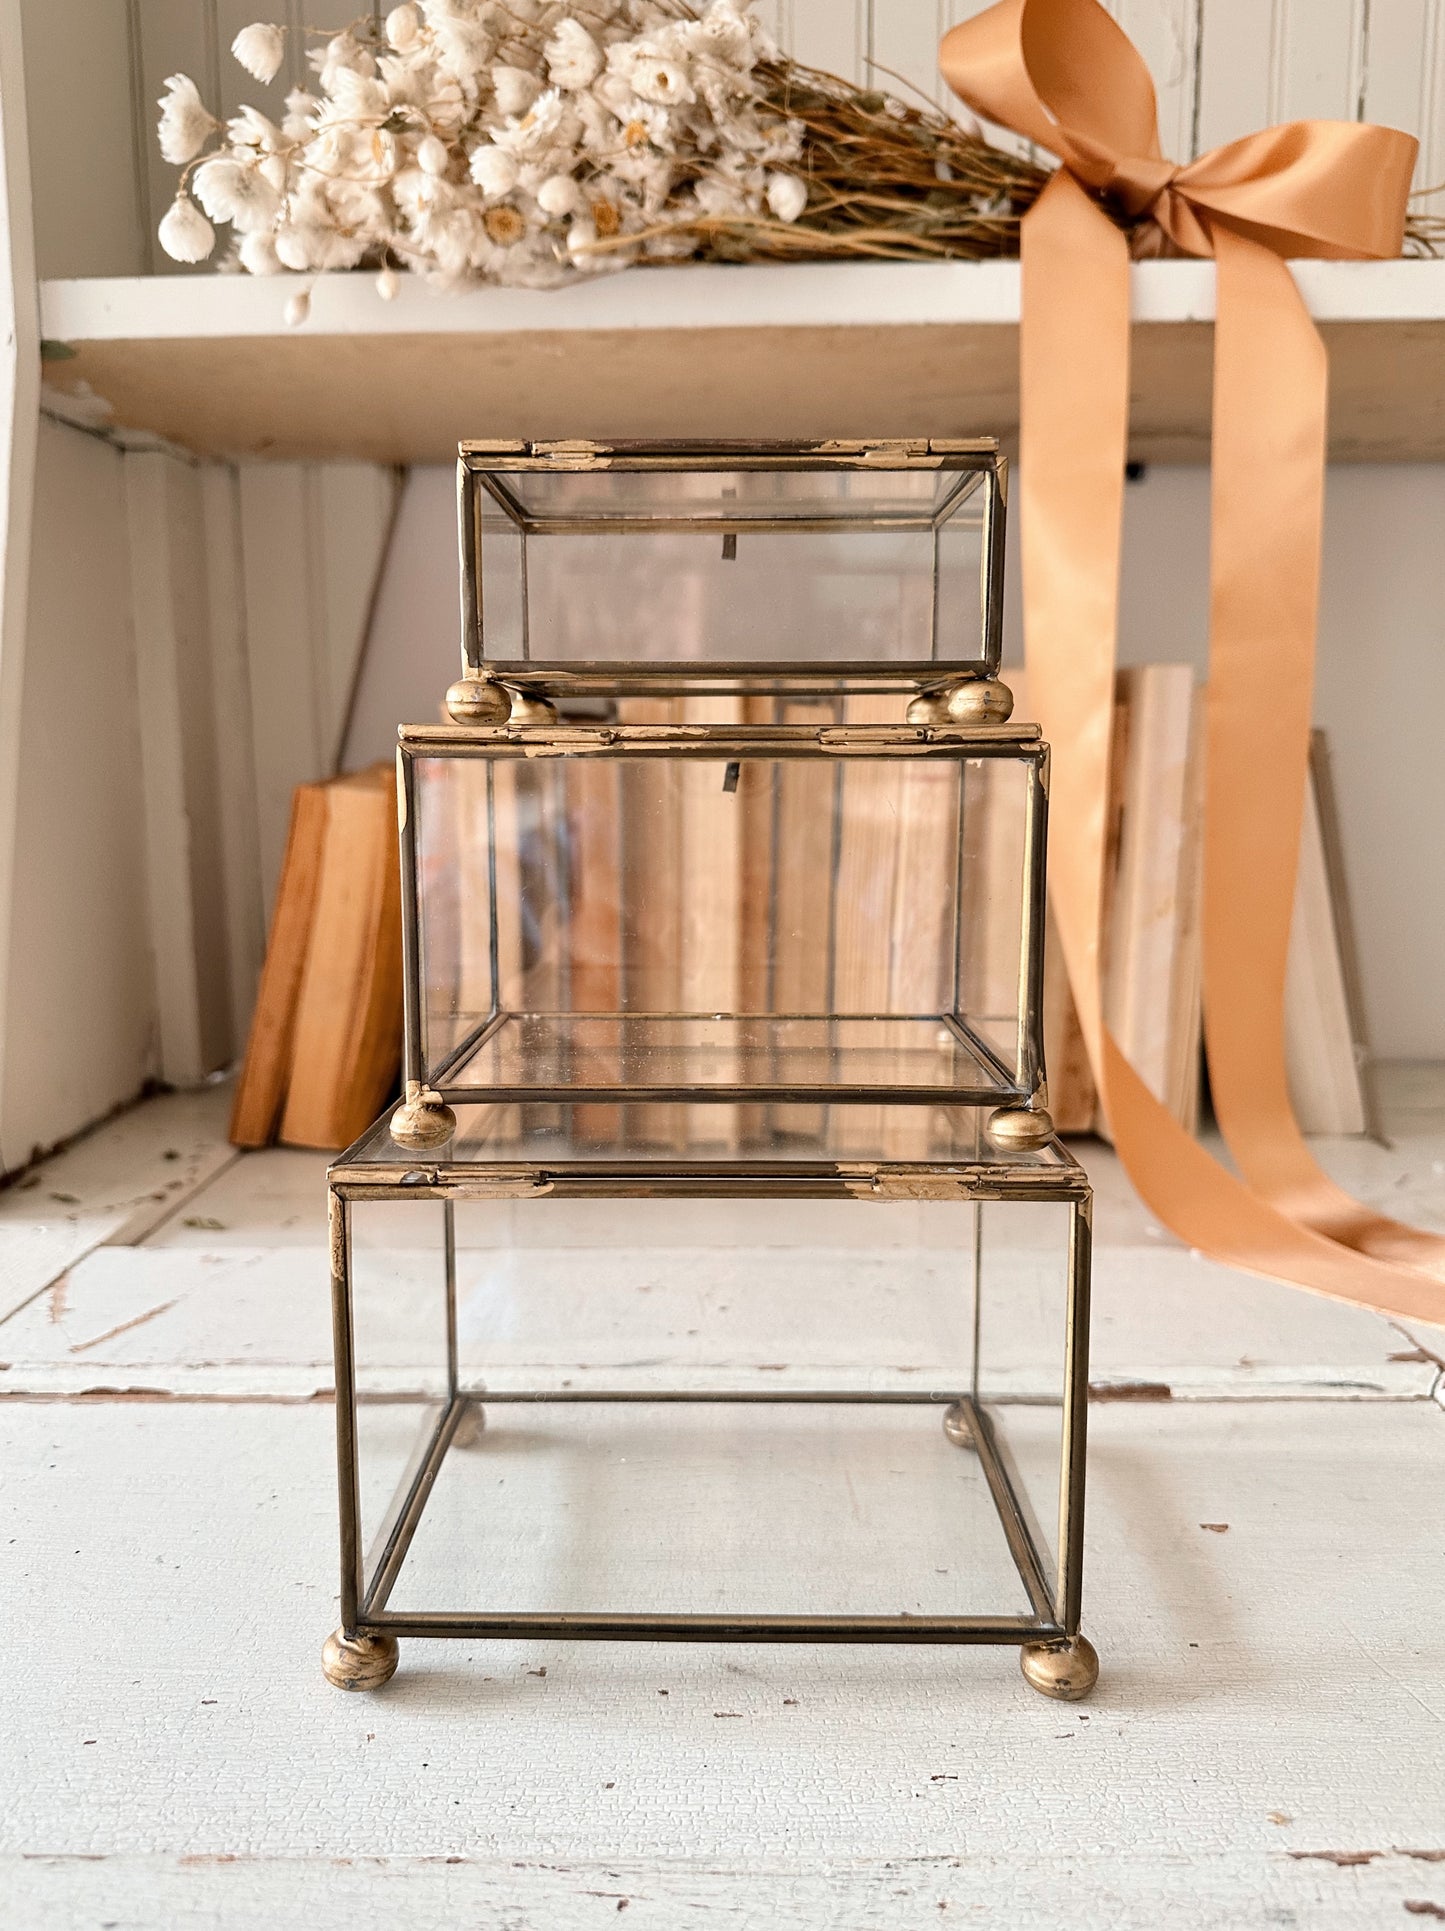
[942,0,1445,1321]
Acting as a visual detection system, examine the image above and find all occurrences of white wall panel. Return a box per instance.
[237,460,397,908]
[3,421,155,1165]
[781,0,869,83]
[20,0,147,279]
[200,463,265,1054]
[1110,0,1202,160]
[125,449,232,1084]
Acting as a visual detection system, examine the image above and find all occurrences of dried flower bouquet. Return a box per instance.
[156,0,1048,292]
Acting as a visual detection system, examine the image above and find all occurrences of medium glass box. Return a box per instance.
[399,719,1049,1129]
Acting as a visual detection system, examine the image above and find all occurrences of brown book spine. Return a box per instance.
[279,769,402,1151]
[228,781,329,1148]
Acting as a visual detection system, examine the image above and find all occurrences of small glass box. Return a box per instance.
[457,438,1006,697]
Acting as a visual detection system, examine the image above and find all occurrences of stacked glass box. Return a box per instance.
[323,440,1097,1702]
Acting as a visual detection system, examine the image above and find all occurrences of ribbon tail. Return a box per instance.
[1019,179,1445,1326]
[1201,230,1445,1283]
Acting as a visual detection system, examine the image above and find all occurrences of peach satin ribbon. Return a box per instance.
[942,0,1445,1323]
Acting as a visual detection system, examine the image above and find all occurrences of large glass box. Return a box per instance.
[328,1106,1090,1664]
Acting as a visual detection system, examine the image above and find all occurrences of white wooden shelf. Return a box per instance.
[38,260,1445,465]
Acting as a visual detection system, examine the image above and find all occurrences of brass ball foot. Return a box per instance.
[508,688,558,725]
[451,1400,486,1447]
[907,678,1014,728]
[445,673,510,725]
[1020,1635,1099,1702]
[986,1105,1055,1153]
[942,1401,977,1450]
[389,1086,456,1151]
[322,1628,399,1692]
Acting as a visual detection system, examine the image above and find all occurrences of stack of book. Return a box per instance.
[229,766,402,1151]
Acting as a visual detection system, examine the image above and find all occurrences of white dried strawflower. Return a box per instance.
[158,195,215,262]
[227,104,285,152]
[417,132,451,176]
[385,4,421,52]
[231,23,285,85]
[565,214,599,263]
[468,142,518,197]
[238,230,281,274]
[492,86,568,156]
[536,172,582,216]
[309,31,376,92]
[491,66,541,118]
[545,18,602,90]
[628,56,695,108]
[765,170,807,223]
[282,88,318,139]
[157,74,216,166]
[193,155,283,233]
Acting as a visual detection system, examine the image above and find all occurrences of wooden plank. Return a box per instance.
[38,264,1445,465]
[10,1847,1445,1929]
[0,1397,1442,1920]
[0,1083,233,1323]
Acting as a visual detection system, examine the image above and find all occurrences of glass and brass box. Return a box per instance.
[453,436,1007,698]
[323,439,1097,1704]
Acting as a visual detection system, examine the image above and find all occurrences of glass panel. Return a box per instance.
[475,467,988,667]
[973,1197,1074,1601]
[346,1195,450,1609]
[365,1190,1024,1621]
[412,743,1039,1105]
[489,464,981,526]
[385,1399,1032,1620]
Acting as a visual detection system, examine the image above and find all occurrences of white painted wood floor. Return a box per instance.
[2,1069,1443,1929]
